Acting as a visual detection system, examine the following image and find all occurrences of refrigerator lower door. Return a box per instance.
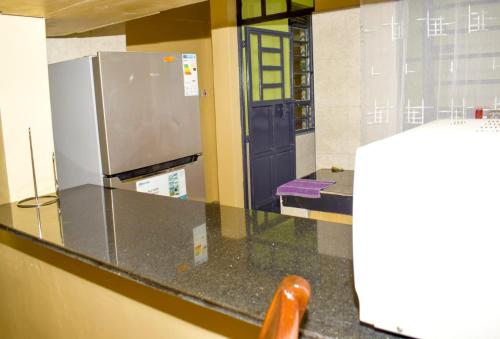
[105,156,205,202]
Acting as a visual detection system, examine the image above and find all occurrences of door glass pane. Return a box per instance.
[262,52,281,66]
[266,0,287,15]
[293,43,309,57]
[291,0,314,11]
[283,37,291,99]
[293,28,308,42]
[295,118,307,130]
[250,34,261,101]
[294,87,310,100]
[254,19,289,33]
[242,0,262,19]
[263,87,282,100]
[294,73,309,86]
[261,35,280,48]
[263,70,282,84]
[295,104,309,119]
[294,58,310,72]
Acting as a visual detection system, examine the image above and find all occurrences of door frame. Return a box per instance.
[237,25,250,209]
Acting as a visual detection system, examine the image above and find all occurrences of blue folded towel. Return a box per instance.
[276,179,335,199]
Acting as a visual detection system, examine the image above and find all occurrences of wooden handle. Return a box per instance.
[259,276,312,339]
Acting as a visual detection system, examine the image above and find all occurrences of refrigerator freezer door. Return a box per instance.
[49,57,104,190]
[105,156,206,202]
[93,52,202,176]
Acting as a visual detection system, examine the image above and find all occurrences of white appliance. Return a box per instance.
[353,119,500,338]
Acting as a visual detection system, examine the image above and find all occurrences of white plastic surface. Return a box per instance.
[353,119,500,338]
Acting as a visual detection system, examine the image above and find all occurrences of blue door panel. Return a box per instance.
[274,104,295,150]
[251,156,273,207]
[250,106,273,155]
[273,151,295,189]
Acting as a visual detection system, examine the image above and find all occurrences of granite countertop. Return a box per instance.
[0,184,397,338]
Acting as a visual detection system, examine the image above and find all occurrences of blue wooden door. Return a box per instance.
[245,28,295,212]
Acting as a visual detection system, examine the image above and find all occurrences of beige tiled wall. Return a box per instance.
[313,8,361,170]
[296,132,316,178]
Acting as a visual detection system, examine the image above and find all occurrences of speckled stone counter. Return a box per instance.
[0,184,398,338]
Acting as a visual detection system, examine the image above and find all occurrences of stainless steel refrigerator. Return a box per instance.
[49,52,205,201]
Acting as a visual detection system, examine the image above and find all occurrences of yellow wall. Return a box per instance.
[210,0,245,208]
[0,114,8,204]
[0,231,260,338]
[0,14,55,204]
[126,2,219,203]
[315,0,360,12]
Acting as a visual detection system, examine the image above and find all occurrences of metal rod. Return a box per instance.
[53,152,64,243]
[28,128,39,205]
[16,129,59,209]
[35,205,42,238]
[52,152,59,196]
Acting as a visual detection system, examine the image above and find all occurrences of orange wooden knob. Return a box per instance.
[259,275,312,339]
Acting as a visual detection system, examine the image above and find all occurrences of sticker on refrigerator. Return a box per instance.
[136,173,169,196]
[182,53,199,96]
[136,169,187,200]
[193,223,208,266]
[167,169,188,200]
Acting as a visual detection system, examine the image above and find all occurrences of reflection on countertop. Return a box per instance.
[0,184,398,338]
